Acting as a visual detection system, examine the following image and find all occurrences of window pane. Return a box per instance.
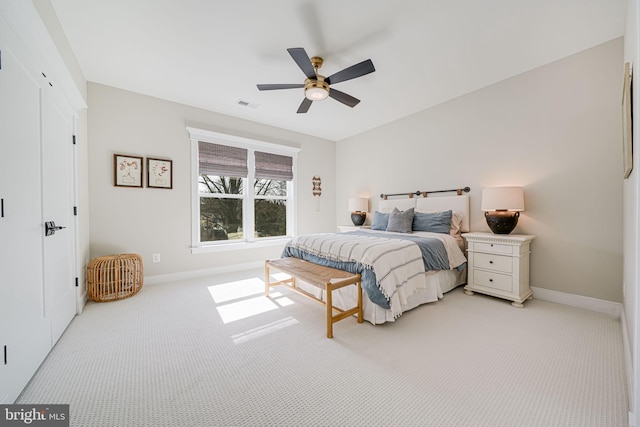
[254,178,287,196]
[200,198,243,241]
[199,176,244,195]
[255,199,286,238]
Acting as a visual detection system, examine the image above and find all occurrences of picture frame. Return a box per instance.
[147,158,173,189]
[623,62,633,179]
[114,154,143,187]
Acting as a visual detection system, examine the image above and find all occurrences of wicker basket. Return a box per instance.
[87,254,144,302]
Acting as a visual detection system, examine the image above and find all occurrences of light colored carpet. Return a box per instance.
[18,269,628,426]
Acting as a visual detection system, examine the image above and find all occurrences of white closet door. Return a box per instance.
[0,18,50,403]
[41,85,76,345]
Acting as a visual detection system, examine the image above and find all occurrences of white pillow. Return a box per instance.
[450,211,464,237]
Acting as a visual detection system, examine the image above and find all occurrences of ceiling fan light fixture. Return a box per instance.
[304,78,329,101]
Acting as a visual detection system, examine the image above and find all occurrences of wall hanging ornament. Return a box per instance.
[312,176,322,211]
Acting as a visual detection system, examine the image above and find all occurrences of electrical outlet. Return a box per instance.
[152,253,160,263]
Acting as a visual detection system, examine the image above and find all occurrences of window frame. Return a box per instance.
[188,127,299,252]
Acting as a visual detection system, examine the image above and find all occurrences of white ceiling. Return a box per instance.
[49,0,627,141]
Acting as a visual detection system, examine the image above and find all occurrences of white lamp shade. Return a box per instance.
[481,187,525,212]
[348,197,368,212]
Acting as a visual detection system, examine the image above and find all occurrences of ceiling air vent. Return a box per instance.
[236,99,259,109]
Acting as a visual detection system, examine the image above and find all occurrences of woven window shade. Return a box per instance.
[255,151,293,181]
[198,141,248,177]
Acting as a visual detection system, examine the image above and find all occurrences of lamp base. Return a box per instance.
[485,211,520,234]
[350,212,366,226]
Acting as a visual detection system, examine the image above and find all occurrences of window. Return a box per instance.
[188,128,299,250]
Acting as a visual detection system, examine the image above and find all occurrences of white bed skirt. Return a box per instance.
[292,267,467,325]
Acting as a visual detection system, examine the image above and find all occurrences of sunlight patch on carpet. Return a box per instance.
[232,316,299,344]
[216,296,279,323]
[207,277,265,303]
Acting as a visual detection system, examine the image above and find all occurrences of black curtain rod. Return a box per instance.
[380,187,470,199]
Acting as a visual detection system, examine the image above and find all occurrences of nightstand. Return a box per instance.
[462,232,535,307]
[337,225,371,232]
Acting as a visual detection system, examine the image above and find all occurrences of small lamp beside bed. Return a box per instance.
[481,186,525,234]
[348,197,369,226]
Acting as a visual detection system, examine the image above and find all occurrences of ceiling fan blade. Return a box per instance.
[325,59,375,85]
[297,98,312,114]
[287,47,317,79]
[257,83,304,91]
[328,89,360,108]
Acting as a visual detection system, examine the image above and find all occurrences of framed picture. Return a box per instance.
[623,62,633,179]
[114,154,143,187]
[147,158,173,189]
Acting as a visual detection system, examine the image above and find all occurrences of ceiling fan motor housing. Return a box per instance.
[304,76,330,100]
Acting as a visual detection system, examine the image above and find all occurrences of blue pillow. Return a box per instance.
[386,208,414,233]
[371,211,389,230]
[412,210,452,234]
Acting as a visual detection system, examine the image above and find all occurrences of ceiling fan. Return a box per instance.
[257,47,375,113]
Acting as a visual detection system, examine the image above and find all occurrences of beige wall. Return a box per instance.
[88,39,624,301]
[88,83,336,278]
[337,38,624,302]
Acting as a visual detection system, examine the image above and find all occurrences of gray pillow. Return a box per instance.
[371,211,390,230]
[412,210,452,234]
[386,208,414,233]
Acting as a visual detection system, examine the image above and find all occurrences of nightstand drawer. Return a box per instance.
[473,270,512,292]
[474,242,512,255]
[473,253,512,273]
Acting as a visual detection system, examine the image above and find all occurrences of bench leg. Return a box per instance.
[325,283,333,339]
[264,261,270,296]
[357,280,363,323]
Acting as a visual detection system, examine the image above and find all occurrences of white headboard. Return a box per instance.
[378,198,416,213]
[378,194,470,233]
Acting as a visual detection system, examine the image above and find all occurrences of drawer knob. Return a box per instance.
[489,260,494,264]
[489,279,493,282]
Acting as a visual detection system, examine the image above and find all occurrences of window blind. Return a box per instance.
[198,141,248,177]
[255,151,293,181]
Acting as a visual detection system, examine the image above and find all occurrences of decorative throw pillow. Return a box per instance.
[371,211,390,230]
[386,208,414,233]
[412,210,452,234]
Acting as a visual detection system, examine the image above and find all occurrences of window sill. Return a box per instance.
[191,237,290,254]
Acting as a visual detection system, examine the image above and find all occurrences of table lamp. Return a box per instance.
[348,197,368,226]
[481,187,524,234]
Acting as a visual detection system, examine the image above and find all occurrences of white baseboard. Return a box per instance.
[76,291,87,314]
[621,307,635,426]
[530,286,622,317]
[144,261,264,286]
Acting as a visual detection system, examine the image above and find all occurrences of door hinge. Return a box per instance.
[75,277,79,287]
[1,198,4,218]
[73,206,78,216]
[72,135,76,145]
[4,345,7,365]
[0,50,2,70]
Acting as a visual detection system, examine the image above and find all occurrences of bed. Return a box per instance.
[280,191,470,325]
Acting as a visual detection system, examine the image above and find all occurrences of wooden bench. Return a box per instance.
[265,257,363,338]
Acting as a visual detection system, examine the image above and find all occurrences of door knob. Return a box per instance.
[45,221,66,236]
